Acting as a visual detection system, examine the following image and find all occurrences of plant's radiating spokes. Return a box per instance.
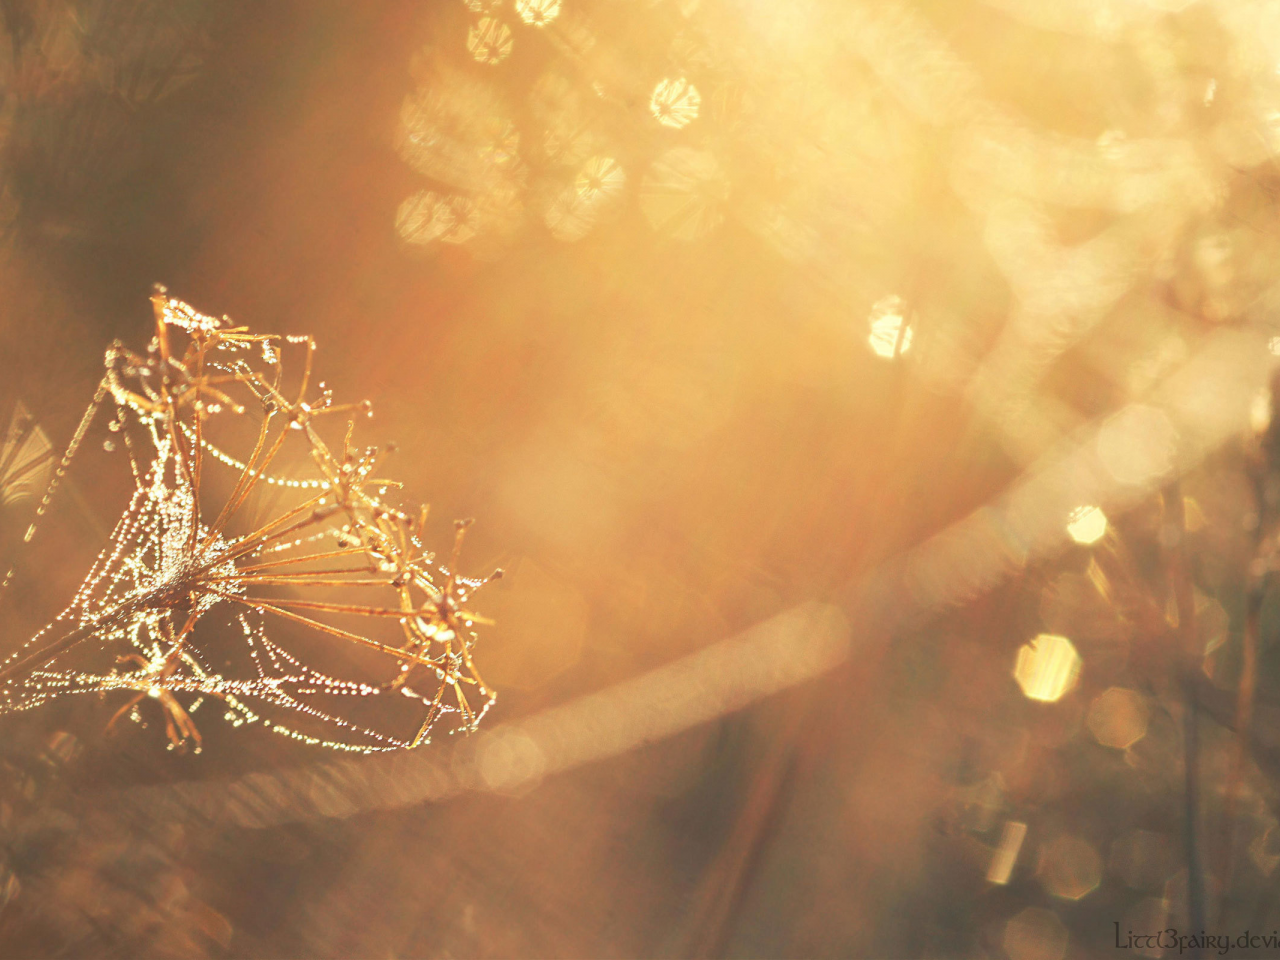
[0,288,498,754]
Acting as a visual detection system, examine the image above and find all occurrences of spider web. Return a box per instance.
[0,289,497,754]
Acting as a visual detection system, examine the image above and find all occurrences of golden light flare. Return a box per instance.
[649,77,701,129]
[475,117,522,171]
[396,67,514,188]
[1013,634,1080,702]
[1095,405,1178,487]
[575,155,625,201]
[1038,835,1102,900]
[1182,495,1207,532]
[515,0,562,27]
[530,71,601,167]
[1086,687,1149,749]
[14,0,1280,953]
[867,295,912,359]
[1251,388,1272,434]
[987,820,1028,885]
[396,190,479,247]
[467,18,513,65]
[0,401,53,508]
[639,147,727,241]
[543,156,627,242]
[543,185,603,242]
[1065,505,1107,545]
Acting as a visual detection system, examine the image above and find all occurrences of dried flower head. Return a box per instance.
[0,288,499,754]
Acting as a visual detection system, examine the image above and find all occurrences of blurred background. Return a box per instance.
[3,0,1280,956]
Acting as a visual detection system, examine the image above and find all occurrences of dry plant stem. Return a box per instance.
[235,597,421,618]
[0,416,36,481]
[1164,482,1206,953]
[678,707,811,958]
[1092,532,1173,647]
[0,415,54,493]
[0,586,203,687]
[0,592,152,683]
[189,332,207,552]
[1215,467,1267,920]
[234,546,371,573]
[4,495,337,685]
[0,378,108,601]
[1214,585,1260,911]
[205,589,443,671]
[3,292,497,752]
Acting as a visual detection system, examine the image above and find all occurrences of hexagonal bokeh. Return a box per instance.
[1003,907,1069,960]
[1065,505,1107,545]
[1014,634,1081,702]
[1086,687,1150,749]
[1038,835,1102,900]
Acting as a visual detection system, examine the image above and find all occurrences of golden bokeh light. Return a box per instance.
[639,147,728,241]
[1003,907,1068,960]
[1096,405,1178,487]
[477,728,547,794]
[475,117,522,171]
[1086,687,1149,750]
[1014,634,1081,703]
[576,155,625,201]
[396,190,478,246]
[13,0,1280,954]
[1251,387,1272,434]
[530,71,600,166]
[544,156,626,242]
[467,17,513,65]
[1183,495,1208,532]
[396,63,516,188]
[0,402,53,508]
[543,185,602,242]
[649,77,701,129]
[1038,835,1102,900]
[515,0,562,27]
[987,820,1028,885]
[1065,505,1107,545]
[867,295,912,359]
[469,180,526,258]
